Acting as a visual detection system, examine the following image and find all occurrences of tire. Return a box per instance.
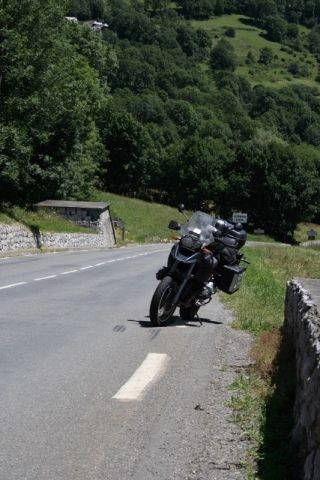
[149,276,177,326]
[180,303,199,321]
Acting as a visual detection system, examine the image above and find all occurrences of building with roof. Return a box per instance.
[34,200,116,245]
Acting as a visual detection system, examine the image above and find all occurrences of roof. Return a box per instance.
[34,200,110,210]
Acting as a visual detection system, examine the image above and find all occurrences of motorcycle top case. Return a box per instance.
[215,264,246,294]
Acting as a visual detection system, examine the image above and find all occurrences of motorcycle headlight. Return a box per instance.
[180,235,202,252]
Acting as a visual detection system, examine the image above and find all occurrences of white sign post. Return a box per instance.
[232,212,248,224]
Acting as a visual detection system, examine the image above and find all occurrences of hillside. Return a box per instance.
[192,14,319,88]
[1,0,320,240]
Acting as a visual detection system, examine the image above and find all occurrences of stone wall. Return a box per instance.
[0,219,115,253]
[284,278,320,480]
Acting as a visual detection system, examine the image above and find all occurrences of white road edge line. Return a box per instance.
[94,262,106,266]
[112,353,170,401]
[0,282,27,290]
[80,266,94,270]
[34,275,57,282]
[60,270,78,275]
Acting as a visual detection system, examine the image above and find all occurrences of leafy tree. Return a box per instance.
[101,110,160,194]
[264,15,287,42]
[229,140,320,237]
[166,137,233,208]
[259,47,274,64]
[166,100,199,136]
[144,0,170,14]
[287,23,299,38]
[176,0,216,19]
[209,39,238,72]
[0,0,108,203]
[246,50,256,64]
[309,26,320,54]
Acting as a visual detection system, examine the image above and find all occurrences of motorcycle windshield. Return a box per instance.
[180,211,215,246]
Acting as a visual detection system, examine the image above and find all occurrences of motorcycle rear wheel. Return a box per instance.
[149,276,177,326]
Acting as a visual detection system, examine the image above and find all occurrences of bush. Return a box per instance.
[225,27,236,38]
[288,62,310,77]
[259,47,274,65]
[210,39,238,72]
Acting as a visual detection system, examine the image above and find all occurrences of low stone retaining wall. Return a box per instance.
[284,278,320,480]
[0,223,115,252]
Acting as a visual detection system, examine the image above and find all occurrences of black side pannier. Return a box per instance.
[215,264,246,294]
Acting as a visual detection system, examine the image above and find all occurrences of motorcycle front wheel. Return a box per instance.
[149,276,177,326]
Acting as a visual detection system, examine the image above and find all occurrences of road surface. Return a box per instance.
[0,245,251,480]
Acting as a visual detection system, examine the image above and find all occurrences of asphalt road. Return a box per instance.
[0,245,248,480]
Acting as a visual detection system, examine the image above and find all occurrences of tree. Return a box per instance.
[209,39,238,72]
[176,0,216,19]
[246,50,256,64]
[0,0,109,203]
[228,140,320,237]
[144,0,170,14]
[165,136,233,208]
[264,15,287,42]
[101,110,159,194]
[166,100,199,136]
[259,47,274,65]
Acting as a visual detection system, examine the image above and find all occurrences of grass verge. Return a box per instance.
[0,206,96,234]
[221,246,320,478]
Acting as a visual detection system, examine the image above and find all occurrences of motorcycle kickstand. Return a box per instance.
[195,313,203,326]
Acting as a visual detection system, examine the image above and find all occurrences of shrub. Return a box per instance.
[259,47,274,65]
[225,27,236,38]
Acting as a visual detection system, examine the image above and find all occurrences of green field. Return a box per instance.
[192,14,319,89]
[92,191,188,243]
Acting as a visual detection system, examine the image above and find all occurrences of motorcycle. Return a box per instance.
[149,206,249,326]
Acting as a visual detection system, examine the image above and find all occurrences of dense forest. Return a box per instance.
[1,0,320,237]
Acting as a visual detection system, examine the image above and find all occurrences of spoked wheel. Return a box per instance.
[149,276,177,326]
[180,302,199,321]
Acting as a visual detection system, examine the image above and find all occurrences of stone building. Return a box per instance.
[34,200,116,245]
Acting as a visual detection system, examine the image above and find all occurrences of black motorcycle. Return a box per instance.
[149,207,248,326]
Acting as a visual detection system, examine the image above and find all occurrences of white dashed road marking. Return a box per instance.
[0,282,27,290]
[0,248,169,291]
[112,353,170,401]
[60,270,78,275]
[34,275,58,282]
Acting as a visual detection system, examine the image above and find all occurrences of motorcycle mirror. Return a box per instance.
[178,203,185,213]
[168,220,181,231]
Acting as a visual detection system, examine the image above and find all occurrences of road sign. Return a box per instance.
[232,212,248,224]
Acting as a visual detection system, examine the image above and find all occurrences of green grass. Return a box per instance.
[247,233,277,243]
[220,245,320,478]
[92,191,188,243]
[222,245,320,334]
[0,206,97,234]
[192,14,319,89]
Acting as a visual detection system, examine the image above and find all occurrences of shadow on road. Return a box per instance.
[127,316,223,328]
